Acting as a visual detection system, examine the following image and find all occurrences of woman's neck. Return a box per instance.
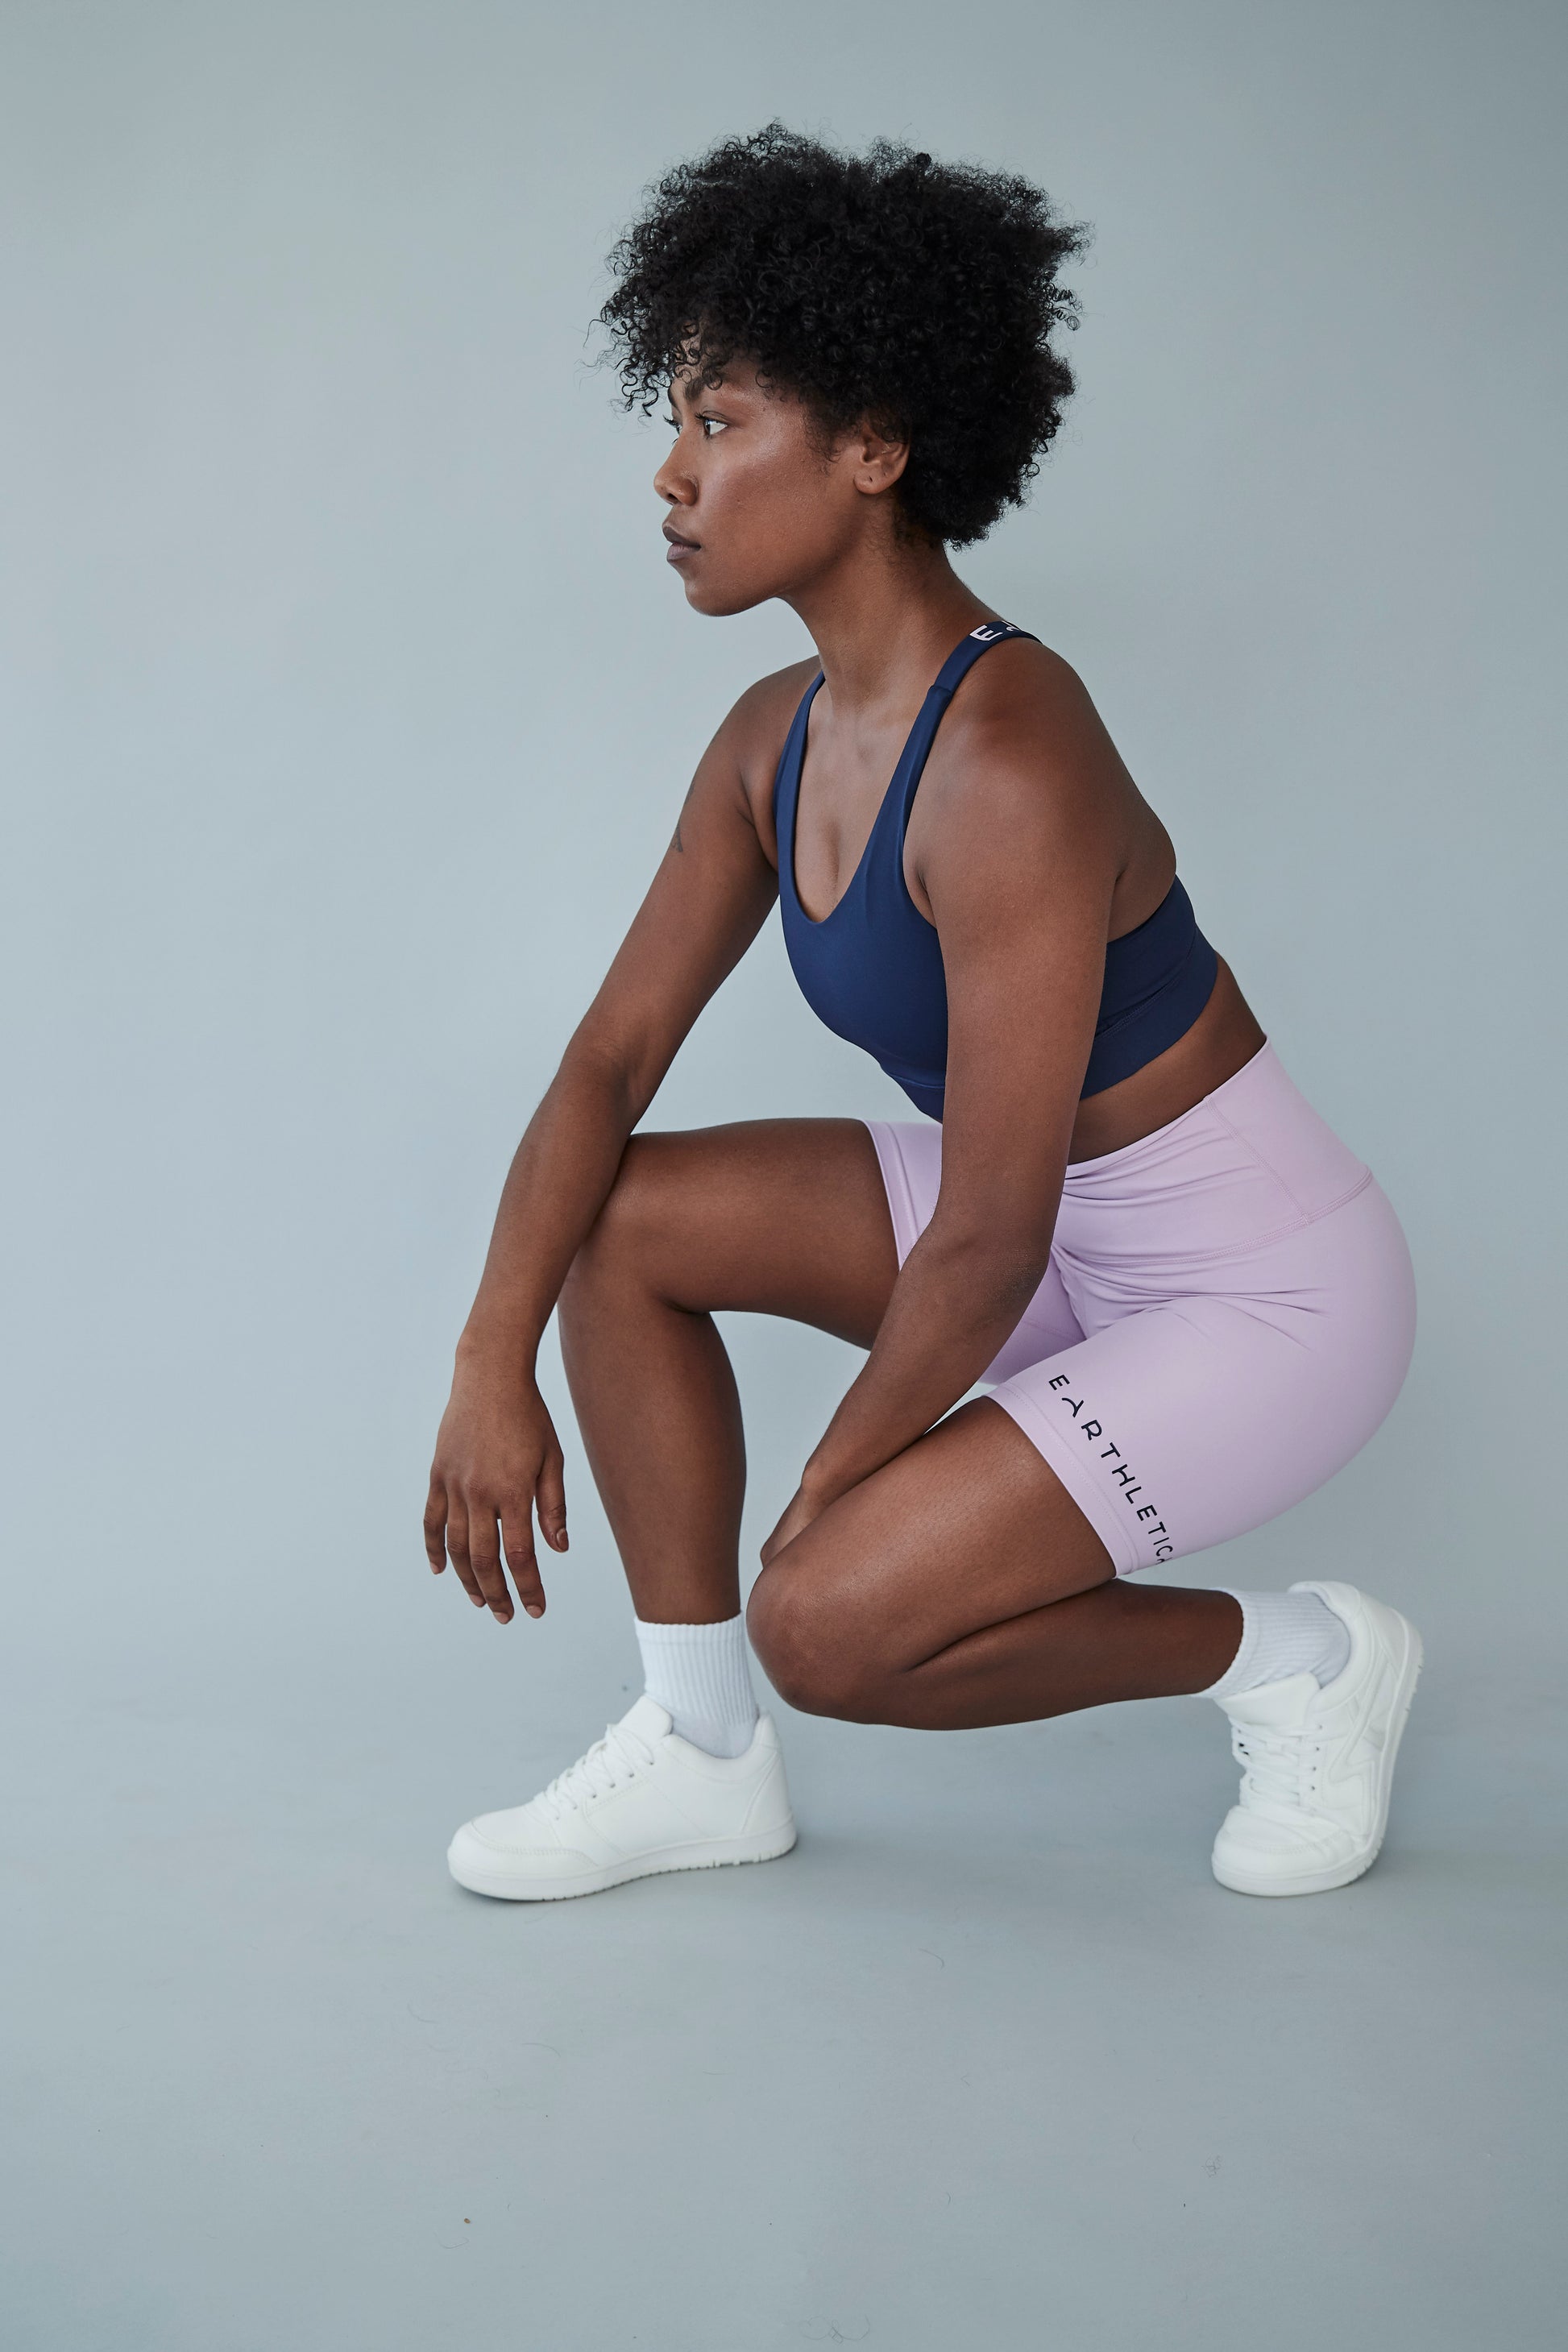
[785,530,996,720]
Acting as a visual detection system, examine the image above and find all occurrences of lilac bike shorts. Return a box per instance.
[863,1042,1417,1575]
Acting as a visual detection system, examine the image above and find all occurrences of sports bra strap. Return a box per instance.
[894,621,1039,819]
[931,620,1039,696]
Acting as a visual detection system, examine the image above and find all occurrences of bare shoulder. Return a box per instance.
[708,656,820,857]
[942,635,1130,787]
[720,655,819,760]
[915,633,1154,866]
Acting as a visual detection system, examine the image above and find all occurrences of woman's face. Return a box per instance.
[653,359,906,616]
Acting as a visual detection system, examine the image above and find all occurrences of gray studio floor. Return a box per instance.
[5,1630,1563,2351]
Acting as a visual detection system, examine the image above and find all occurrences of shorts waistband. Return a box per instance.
[1060,1040,1371,1230]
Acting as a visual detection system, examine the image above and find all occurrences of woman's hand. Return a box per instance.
[425,1351,568,1624]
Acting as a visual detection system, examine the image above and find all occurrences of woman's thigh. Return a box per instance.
[986,1180,1417,1574]
[579,1115,902,1346]
[746,1393,1115,1715]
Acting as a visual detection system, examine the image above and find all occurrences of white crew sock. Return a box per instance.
[633,1612,760,1759]
[1201,1588,1352,1700]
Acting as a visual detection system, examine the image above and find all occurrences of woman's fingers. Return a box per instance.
[466,1502,514,1622]
[425,1435,562,1623]
[431,1485,519,1620]
[503,1496,547,1618]
[425,1374,566,1627]
[424,1483,448,1573]
[442,1501,488,1610]
[536,1444,569,1555]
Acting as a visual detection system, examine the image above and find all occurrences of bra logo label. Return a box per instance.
[969,624,1013,641]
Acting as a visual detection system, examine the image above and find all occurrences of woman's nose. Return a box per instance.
[653,446,695,509]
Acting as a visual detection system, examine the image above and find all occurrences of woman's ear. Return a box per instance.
[850,416,911,497]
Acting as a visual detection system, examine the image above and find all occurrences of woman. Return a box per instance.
[425,127,1421,1905]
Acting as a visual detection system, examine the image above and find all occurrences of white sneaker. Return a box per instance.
[446,1695,797,1902]
[1210,1580,1423,1898]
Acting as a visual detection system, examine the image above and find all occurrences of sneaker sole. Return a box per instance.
[448,1818,799,1902]
[1213,1615,1424,1898]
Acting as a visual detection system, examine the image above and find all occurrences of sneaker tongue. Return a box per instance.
[617,1693,674,1741]
[1219,1670,1319,1730]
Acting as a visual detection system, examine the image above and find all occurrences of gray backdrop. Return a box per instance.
[3,4,1564,2348]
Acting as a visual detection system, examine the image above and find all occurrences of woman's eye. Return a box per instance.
[664,411,728,438]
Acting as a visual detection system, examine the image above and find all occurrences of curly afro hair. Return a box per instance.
[598,124,1089,550]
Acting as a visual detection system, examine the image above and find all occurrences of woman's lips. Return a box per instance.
[663,529,701,564]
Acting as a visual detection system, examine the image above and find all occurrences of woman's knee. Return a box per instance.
[747,1564,886,1722]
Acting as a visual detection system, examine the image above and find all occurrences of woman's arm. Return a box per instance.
[426,674,799,1621]
[775,660,1126,1537]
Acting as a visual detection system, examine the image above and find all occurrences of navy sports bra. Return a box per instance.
[772,622,1219,1120]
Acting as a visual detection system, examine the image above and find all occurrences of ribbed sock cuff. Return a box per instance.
[1201,1588,1352,1699]
[633,1612,760,1759]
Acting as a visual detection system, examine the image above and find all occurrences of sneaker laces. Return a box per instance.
[537,1719,658,1819]
[1231,1719,1324,1817]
